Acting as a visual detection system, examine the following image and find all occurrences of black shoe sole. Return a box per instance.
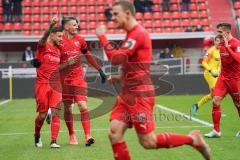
[85,138,95,147]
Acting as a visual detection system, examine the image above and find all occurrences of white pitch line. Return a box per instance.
[0,125,209,136]
[155,104,213,127]
[0,99,11,106]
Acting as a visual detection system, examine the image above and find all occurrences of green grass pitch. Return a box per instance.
[0,95,239,160]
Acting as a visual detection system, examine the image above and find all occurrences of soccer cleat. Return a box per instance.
[189,130,211,160]
[85,136,95,147]
[192,104,199,116]
[204,130,221,138]
[46,113,51,125]
[50,140,60,148]
[35,135,43,148]
[69,134,78,145]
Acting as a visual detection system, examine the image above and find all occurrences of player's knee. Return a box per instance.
[77,102,88,111]
[108,129,122,143]
[51,108,60,117]
[139,135,157,149]
[213,96,222,105]
[64,107,72,114]
[39,112,47,119]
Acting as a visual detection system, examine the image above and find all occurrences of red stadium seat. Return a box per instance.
[153,5,161,12]
[32,7,41,14]
[51,7,59,14]
[79,6,87,13]
[80,14,87,21]
[155,28,162,33]
[33,23,41,30]
[33,30,41,35]
[32,0,41,6]
[198,0,207,3]
[170,0,178,3]
[23,0,32,7]
[69,0,77,5]
[61,7,68,14]
[4,23,13,31]
[107,29,115,34]
[163,20,171,27]
[189,3,197,11]
[182,19,190,27]
[33,14,41,22]
[136,13,143,20]
[23,23,31,30]
[173,19,181,27]
[89,22,96,29]
[163,12,171,19]
[173,27,182,32]
[70,6,77,14]
[98,21,106,26]
[145,20,152,28]
[42,0,50,6]
[171,4,179,11]
[146,28,153,33]
[234,2,240,9]
[144,12,152,19]
[23,15,31,22]
[201,19,209,26]
[199,3,207,10]
[200,10,208,18]
[97,0,105,5]
[192,19,200,27]
[14,23,22,31]
[172,12,180,19]
[23,7,31,14]
[52,0,59,6]
[98,14,105,21]
[89,14,96,21]
[98,6,105,13]
[88,6,96,13]
[79,0,85,5]
[24,31,31,35]
[80,29,87,35]
[42,7,50,14]
[60,0,68,6]
[80,22,87,29]
[107,22,115,29]
[42,23,49,30]
[88,0,95,6]
[42,15,50,22]
[165,27,172,32]
[181,11,189,19]
[154,20,162,27]
[153,12,161,20]
[190,11,199,19]
[204,26,211,32]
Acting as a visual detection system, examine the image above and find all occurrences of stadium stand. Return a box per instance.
[0,0,212,35]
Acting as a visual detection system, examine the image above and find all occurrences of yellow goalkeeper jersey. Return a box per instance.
[202,46,221,74]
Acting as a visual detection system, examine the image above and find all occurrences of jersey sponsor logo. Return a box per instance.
[124,38,136,50]
[74,41,80,47]
[220,52,229,56]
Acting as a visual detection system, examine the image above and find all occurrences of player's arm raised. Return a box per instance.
[96,25,139,65]
[223,33,240,63]
[39,16,58,46]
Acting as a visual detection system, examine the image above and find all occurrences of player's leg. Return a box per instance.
[46,108,52,124]
[76,100,94,146]
[109,120,130,160]
[50,108,61,148]
[34,112,47,147]
[204,77,227,138]
[192,74,216,115]
[63,97,77,145]
[136,131,210,160]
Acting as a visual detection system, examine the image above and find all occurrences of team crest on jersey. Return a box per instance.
[74,41,80,47]
[123,38,136,50]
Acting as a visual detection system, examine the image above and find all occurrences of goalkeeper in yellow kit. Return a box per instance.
[192,36,221,116]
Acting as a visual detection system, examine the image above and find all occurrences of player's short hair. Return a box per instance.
[51,26,63,33]
[61,16,79,27]
[215,35,221,40]
[216,23,231,31]
[113,1,136,16]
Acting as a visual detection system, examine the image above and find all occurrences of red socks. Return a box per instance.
[112,142,131,160]
[212,104,221,132]
[80,109,91,137]
[51,115,60,141]
[64,110,75,135]
[34,115,45,137]
[156,133,193,148]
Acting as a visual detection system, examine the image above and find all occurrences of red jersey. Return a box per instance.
[36,42,60,84]
[98,24,154,98]
[58,34,87,80]
[219,37,240,79]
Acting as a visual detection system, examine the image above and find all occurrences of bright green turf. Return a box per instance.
[0,95,239,160]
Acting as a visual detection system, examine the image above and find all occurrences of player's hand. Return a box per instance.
[98,69,107,83]
[210,70,218,77]
[107,75,120,85]
[50,15,59,26]
[96,25,107,36]
[222,32,230,47]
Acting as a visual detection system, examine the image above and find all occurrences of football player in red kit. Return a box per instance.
[59,16,106,146]
[33,17,63,148]
[205,23,240,138]
[96,1,211,160]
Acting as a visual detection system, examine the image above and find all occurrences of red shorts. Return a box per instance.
[62,78,88,104]
[213,76,240,104]
[110,96,155,134]
[35,83,62,112]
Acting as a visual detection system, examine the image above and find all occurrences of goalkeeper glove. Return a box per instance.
[31,58,41,68]
[209,69,218,77]
[98,69,107,83]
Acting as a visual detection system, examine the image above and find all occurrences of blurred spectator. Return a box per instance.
[104,4,112,22]
[181,0,190,11]
[134,0,153,13]
[12,0,22,22]
[185,26,193,32]
[172,45,183,58]
[195,24,204,32]
[22,46,34,62]
[2,0,12,22]
[159,48,173,59]
[162,0,170,12]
